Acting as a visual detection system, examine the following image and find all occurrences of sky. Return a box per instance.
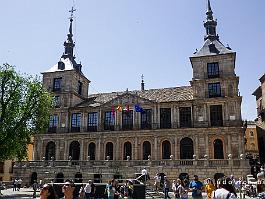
[0,0,264,121]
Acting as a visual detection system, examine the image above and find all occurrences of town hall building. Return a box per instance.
[14,0,249,185]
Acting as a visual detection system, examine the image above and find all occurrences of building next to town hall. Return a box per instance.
[14,0,249,185]
[253,74,265,164]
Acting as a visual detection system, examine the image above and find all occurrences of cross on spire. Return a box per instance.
[69,6,76,19]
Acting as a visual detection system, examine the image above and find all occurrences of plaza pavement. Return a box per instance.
[0,187,253,199]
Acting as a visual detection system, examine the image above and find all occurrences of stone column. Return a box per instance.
[134,137,138,160]
[157,104,160,128]
[116,137,120,160]
[154,137,158,160]
[227,134,231,156]
[55,140,60,160]
[171,105,174,128]
[195,136,199,159]
[97,138,101,160]
[176,107,180,128]
[174,137,178,159]
[80,139,84,161]
[64,140,69,160]
[153,105,157,128]
[205,134,209,157]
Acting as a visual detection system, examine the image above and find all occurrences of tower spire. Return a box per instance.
[141,74,145,91]
[62,6,76,61]
[204,0,219,41]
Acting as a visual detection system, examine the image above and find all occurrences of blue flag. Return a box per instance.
[134,104,143,112]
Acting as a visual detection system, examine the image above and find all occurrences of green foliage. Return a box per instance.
[0,63,53,161]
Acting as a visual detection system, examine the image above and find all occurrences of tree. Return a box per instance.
[0,63,53,161]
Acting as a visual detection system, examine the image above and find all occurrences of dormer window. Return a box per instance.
[77,81,82,95]
[53,77,62,91]
[207,62,219,78]
[58,61,65,70]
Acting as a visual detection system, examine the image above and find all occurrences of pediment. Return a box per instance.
[102,92,155,108]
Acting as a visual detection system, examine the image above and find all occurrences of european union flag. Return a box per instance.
[134,104,143,112]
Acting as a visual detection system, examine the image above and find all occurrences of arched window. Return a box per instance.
[214,139,224,159]
[162,140,171,159]
[180,137,194,159]
[123,142,132,160]
[88,142,96,160]
[45,141,56,160]
[143,141,151,160]
[69,141,80,161]
[105,142,113,160]
[250,131,254,137]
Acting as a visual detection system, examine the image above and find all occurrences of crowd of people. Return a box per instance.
[151,172,265,199]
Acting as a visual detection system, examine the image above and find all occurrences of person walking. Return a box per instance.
[172,180,179,199]
[154,173,161,191]
[163,176,171,199]
[83,180,93,199]
[17,178,22,191]
[189,175,204,199]
[141,167,148,184]
[176,179,188,199]
[105,179,114,199]
[33,180,38,198]
[205,178,215,199]
[211,177,237,199]
[40,184,58,199]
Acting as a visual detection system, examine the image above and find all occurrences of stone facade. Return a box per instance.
[14,1,250,185]
[253,74,265,164]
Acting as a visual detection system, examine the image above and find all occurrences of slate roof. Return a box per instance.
[77,86,193,107]
[191,38,234,57]
[43,58,75,73]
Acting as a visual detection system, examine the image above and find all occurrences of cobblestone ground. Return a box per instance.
[0,188,253,199]
[0,188,40,199]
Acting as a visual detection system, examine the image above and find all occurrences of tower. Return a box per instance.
[42,7,90,108]
[190,0,242,129]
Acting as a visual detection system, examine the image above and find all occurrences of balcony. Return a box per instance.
[14,158,248,169]
[44,120,242,134]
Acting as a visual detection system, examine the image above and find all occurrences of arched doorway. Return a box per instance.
[143,141,151,160]
[69,141,80,161]
[162,140,171,159]
[180,137,194,159]
[123,142,132,160]
[45,141,56,160]
[88,142,96,160]
[30,172,37,185]
[214,139,224,159]
[105,142,113,160]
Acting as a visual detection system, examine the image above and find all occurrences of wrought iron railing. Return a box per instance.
[45,120,242,134]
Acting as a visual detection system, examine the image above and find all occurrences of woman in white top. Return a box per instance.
[211,177,237,199]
